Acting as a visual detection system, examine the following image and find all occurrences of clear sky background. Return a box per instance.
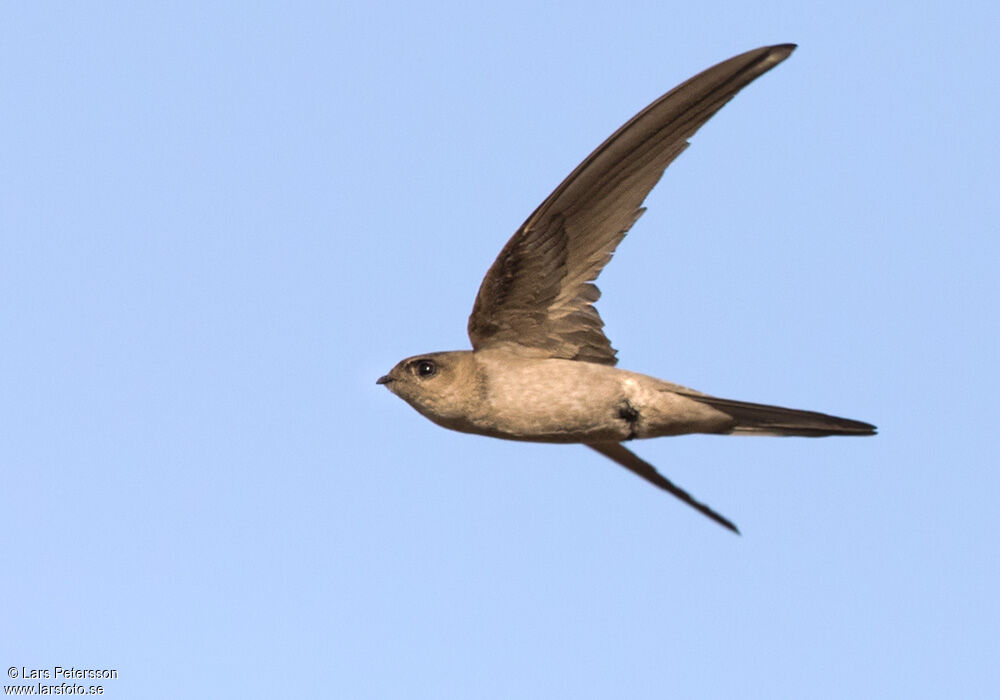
[3,2,998,698]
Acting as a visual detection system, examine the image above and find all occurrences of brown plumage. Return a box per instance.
[468,45,797,366]
[379,44,876,534]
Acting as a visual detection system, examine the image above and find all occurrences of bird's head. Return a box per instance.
[376,351,478,422]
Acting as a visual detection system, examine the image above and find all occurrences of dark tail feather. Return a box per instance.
[682,394,877,437]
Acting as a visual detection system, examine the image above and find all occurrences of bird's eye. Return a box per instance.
[412,359,437,378]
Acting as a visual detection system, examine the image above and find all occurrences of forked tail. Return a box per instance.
[682,394,877,437]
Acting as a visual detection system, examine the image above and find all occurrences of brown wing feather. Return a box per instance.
[587,442,740,534]
[468,44,796,364]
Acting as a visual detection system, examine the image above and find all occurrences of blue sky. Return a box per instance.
[3,2,998,698]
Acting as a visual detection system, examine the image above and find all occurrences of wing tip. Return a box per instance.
[770,43,798,56]
[755,43,797,71]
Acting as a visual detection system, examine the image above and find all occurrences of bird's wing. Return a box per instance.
[587,442,740,534]
[468,44,795,365]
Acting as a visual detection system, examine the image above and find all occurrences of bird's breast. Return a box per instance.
[466,356,638,443]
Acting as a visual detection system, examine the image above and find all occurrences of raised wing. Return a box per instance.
[468,44,795,364]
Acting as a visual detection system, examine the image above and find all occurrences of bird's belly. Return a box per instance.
[475,395,631,443]
[449,355,736,443]
[471,360,633,443]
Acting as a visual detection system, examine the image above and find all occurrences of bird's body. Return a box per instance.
[388,348,730,443]
[472,351,724,442]
[377,44,875,533]
[384,348,874,444]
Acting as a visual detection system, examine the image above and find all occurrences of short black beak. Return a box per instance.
[376,375,392,385]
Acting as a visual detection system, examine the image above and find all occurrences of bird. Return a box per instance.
[377,44,875,534]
